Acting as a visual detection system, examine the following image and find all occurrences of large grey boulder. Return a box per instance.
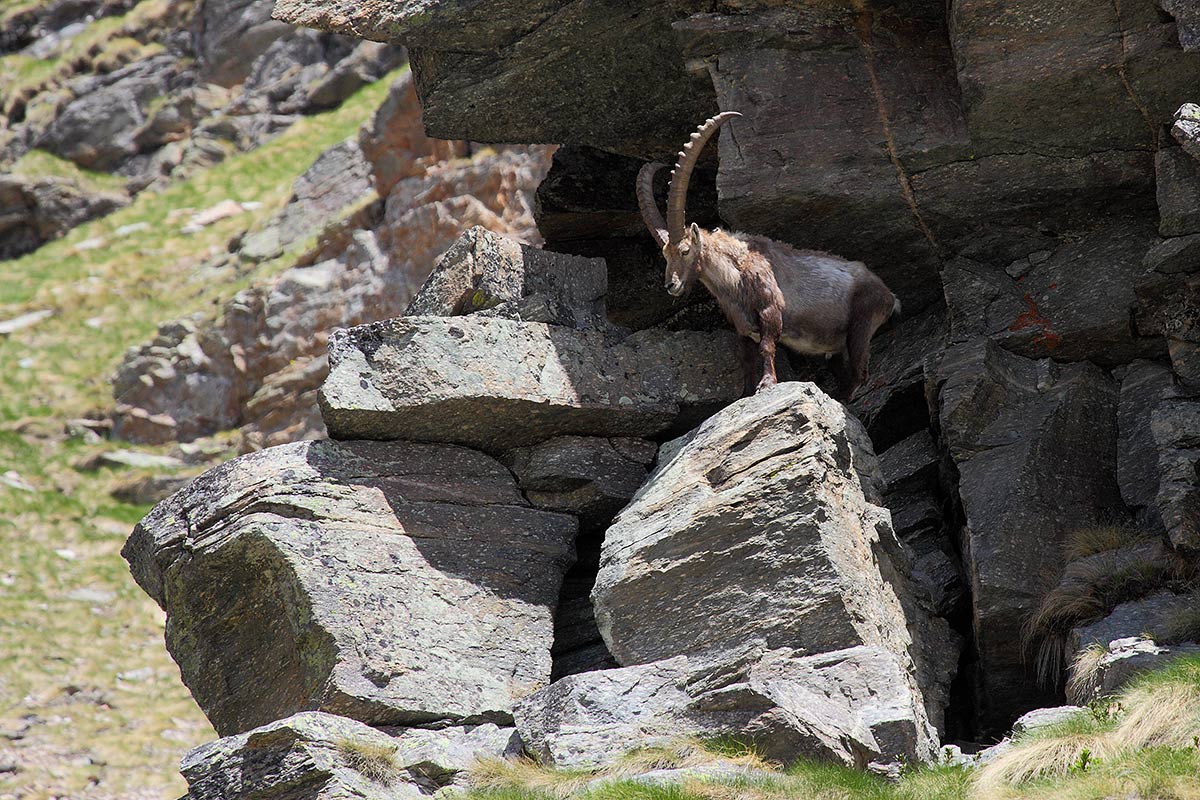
[933,340,1122,733]
[319,316,741,451]
[594,382,919,665]
[181,712,521,799]
[123,439,576,736]
[587,382,945,761]
[515,645,937,771]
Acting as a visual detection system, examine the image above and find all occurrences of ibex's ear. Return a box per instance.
[690,222,703,256]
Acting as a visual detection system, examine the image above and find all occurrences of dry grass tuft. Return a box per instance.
[337,737,401,784]
[471,739,774,800]
[1063,524,1146,561]
[1109,682,1200,752]
[1064,643,1108,705]
[1022,537,1192,688]
[974,655,1200,798]
[973,734,1108,795]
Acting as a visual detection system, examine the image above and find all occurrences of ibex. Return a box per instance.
[637,112,900,400]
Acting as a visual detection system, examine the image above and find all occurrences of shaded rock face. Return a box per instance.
[123,439,576,736]
[932,340,1123,731]
[181,711,522,799]
[505,435,657,680]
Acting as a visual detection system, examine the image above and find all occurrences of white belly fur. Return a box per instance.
[781,333,840,356]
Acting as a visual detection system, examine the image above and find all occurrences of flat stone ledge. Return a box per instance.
[319,316,742,451]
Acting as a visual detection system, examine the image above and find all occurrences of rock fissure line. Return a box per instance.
[850,1,942,258]
[1110,0,1159,148]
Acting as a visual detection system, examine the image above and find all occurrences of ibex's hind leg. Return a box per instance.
[829,352,853,402]
[842,283,894,401]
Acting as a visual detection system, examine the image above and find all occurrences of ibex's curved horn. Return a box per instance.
[666,111,742,245]
[636,162,669,248]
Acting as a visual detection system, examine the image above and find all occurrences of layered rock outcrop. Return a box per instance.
[125,222,965,794]
[261,0,1200,738]
[105,3,1200,795]
[519,383,949,770]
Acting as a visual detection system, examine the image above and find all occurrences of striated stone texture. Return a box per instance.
[320,316,742,451]
[123,439,576,736]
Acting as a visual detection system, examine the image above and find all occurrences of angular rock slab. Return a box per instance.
[124,439,576,736]
[320,316,741,451]
[515,645,936,770]
[933,340,1121,733]
[595,382,915,666]
[407,225,607,329]
[182,711,521,799]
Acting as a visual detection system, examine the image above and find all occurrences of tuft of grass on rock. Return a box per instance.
[1062,524,1147,561]
[975,653,1200,797]
[337,736,401,784]
[1023,531,1196,689]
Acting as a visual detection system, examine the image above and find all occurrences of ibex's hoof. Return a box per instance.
[755,377,777,393]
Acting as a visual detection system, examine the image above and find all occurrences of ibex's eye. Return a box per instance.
[678,244,690,256]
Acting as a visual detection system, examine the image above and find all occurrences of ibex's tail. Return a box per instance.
[892,297,902,320]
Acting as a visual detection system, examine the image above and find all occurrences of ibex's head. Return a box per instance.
[636,112,742,297]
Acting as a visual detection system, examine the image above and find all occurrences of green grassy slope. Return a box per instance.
[0,72,398,800]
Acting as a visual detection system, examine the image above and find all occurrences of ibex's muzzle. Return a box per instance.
[666,278,684,297]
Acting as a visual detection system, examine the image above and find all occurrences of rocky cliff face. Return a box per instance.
[94,0,1200,795]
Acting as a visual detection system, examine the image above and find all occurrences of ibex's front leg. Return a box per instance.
[756,305,782,392]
